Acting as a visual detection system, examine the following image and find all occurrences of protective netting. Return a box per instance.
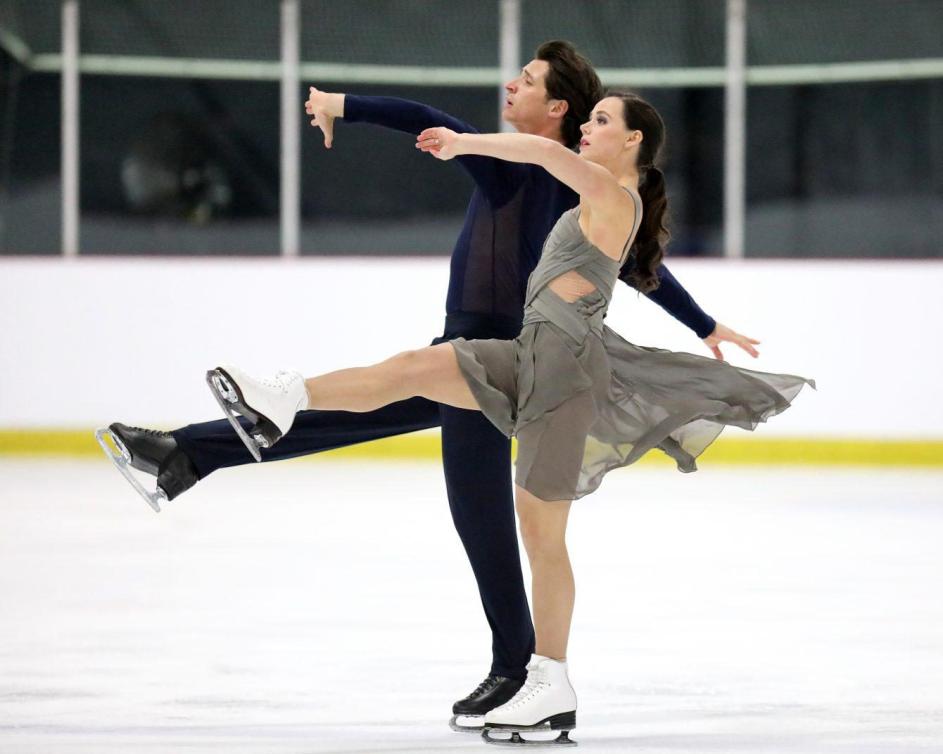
[0,0,280,60]
[298,1,498,67]
[522,0,727,69]
[747,0,943,66]
[77,0,280,61]
[1,0,940,80]
[0,0,498,67]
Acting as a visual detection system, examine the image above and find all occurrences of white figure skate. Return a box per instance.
[205,366,307,461]
[482,654,577,747]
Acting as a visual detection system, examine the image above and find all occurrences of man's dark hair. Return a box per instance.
[536,40,604,149]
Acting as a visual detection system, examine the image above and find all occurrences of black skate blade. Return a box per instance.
[482,729,576,747]
[95,428,166,513]
[205,367,281,463]
[449,714,485,733]
[483,711,577,747]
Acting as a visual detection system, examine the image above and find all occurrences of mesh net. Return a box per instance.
[299,0,498,67]
[1,0,940,82]
[748,0,943,66]
[523,0,726,69]
[78,0,280,61]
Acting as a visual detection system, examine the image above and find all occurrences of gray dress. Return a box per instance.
[450,188,815,502]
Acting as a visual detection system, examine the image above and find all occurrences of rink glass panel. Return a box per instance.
[743,0,943,258]
[74,0,281,256]
[0,2,60,255]
[744,80,943,259]
[78,75,280,257]
[1,0,941,258]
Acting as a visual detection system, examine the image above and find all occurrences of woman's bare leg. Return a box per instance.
[303,343,479,413]
[514,485,574,660]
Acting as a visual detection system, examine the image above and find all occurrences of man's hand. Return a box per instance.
[702,322,760,361]
[416,127,461,160]
[304,86,343,149]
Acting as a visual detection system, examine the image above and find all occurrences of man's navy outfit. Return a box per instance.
[172,96,716,681]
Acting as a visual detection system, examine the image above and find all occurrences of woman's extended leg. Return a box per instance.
[304,343,479,413]
[514,485,574,661]
[207,344,480,460]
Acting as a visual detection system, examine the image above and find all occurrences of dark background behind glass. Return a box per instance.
[0,0,940,257]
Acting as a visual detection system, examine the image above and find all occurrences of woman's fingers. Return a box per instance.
[416,131,440,147]
[416,128,444,148]
[415,137,442,153]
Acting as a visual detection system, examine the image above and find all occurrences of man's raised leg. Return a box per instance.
[174,398,441,479]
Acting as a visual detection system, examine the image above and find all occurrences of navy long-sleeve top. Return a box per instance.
[343,95,716,340]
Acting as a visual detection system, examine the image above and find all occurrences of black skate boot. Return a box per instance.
[449,675,525,733]
[95,423,198,513]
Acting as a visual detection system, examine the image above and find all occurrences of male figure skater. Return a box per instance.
[102,41,755,730]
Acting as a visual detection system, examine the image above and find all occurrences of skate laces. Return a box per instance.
[254,370,301,393]
[505,668,548,709]
[468,675,499,699]
[126,427,170,438]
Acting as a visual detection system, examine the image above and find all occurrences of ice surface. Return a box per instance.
[1,458,941,753]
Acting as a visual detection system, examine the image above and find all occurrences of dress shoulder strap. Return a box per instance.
[617,186,644,265]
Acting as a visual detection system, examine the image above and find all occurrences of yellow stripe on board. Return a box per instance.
[1,429,942,467]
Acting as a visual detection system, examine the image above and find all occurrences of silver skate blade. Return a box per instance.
[205,369,262,462]
[449,714,485,733]
[482,728,577,747]
[95,428,165,513]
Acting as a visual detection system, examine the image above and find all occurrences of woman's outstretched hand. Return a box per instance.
[416,127,460,160]
[702,323,760,361]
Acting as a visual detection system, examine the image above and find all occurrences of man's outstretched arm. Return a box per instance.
[619,261,761,361]
[305,88,524,203]
[619,260,716,339]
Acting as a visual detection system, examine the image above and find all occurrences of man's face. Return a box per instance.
[502,58,557,134]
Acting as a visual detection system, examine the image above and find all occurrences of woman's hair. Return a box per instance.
[536,41,604,150]
[609,91,669,294]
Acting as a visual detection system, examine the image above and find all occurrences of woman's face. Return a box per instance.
[578,96,639,165]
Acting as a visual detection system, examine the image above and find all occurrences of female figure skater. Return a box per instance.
[206,93,813,746]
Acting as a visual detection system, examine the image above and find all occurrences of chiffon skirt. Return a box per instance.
[450,320,815,501]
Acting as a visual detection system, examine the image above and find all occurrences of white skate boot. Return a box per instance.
[206,366,308,461]
[481,654,577,747]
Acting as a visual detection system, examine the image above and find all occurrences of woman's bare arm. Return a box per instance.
[417,128,630,216]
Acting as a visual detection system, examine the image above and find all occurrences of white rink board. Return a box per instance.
[1,257,942,437]
[0,460,942,753]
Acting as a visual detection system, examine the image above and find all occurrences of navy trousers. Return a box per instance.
[172,314,535,680]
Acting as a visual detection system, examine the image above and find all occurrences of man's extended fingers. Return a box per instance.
[321,121,333,149]
[739,340,760,358]
[711,344,724,360]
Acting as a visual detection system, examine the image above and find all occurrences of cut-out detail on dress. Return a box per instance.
[546,270,598,303]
